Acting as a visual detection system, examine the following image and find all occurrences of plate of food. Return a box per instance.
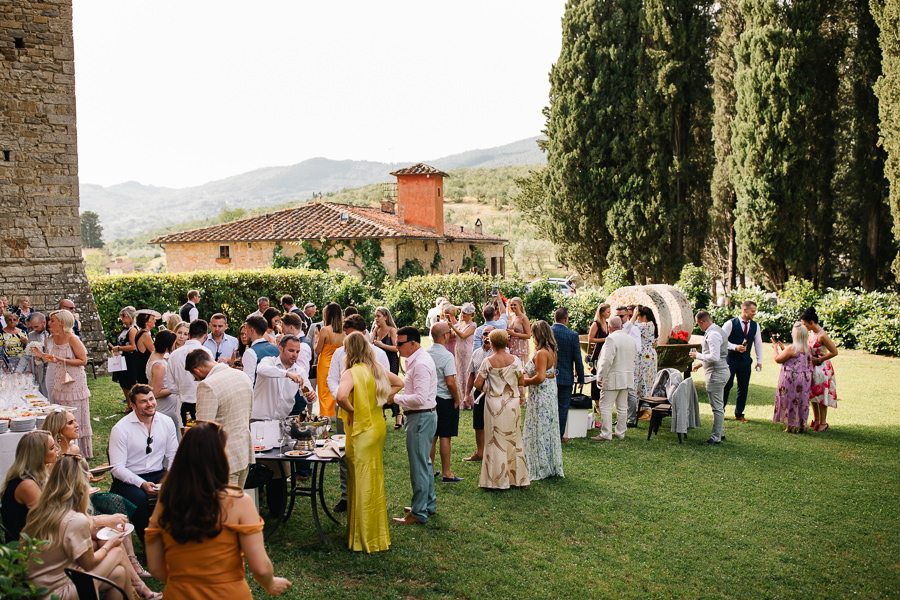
[88,486,101,495]
[89,464,113,476]
[330,434,346,443]
[284,450,312,457]
[253,445,271,453]
[96,523,135,539]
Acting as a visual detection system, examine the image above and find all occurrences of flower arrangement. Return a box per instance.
[669,330,691,345]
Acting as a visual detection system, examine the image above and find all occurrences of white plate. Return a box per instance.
[89,486,101,495]
[330,435,346,442]
[253,446,271,453]
[284,450,312,457]
[96,524,134,540]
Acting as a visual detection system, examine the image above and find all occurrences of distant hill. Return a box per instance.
[81,136,546,240]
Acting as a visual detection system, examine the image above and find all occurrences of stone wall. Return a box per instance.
[0,0,106,363]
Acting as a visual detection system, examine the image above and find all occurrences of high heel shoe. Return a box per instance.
[133,582,163,600]
[128,554,152,580]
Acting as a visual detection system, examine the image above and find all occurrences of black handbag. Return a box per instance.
[243,462,274,489]
[570,384,593,410]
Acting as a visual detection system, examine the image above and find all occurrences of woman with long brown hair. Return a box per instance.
[146,421,291,598]
[315,302,346,418]
[522,321,563,481]
[335,332,404,552]
[1,430,57,541]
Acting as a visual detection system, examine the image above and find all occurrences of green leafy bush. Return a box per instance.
[600,264,630,297]
[817,288,898,349]
[708,305,738,327]
[728,285,772,309]
[778,277,823,321]
[396,258,425,282]
[0,534,58,600]
[675,264,712,310]
[855,315,900,355]
[89,268,370,340]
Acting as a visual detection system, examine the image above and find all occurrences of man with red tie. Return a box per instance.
[721,301,763,422]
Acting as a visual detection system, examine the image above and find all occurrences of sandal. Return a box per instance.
[129,555,152,580]
[816,423,829,432]
[394,423,402,429]
[133,582,163,600]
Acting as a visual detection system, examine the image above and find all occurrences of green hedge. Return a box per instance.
[89,268,372,341]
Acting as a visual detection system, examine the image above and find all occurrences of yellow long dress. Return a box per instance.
[344,363,390,553]
[316,333,342,417]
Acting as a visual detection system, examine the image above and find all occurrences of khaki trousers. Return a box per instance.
[598,388,629,440]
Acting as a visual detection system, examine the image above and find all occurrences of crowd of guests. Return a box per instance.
[0,289,842,597]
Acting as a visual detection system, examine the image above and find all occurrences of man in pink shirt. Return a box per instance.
[392,326,438,525]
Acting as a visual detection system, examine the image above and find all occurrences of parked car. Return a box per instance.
[527,278,577,294]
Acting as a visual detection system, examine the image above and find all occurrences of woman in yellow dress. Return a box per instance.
[335,332,404,553]
[315,303,346,417]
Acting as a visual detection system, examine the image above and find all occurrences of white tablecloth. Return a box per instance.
[0,429,31,481]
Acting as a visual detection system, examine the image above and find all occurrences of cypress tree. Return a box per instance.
[872,0,900,281]
[542,0,645,280]
[731,0,839,288]
[710,0,744,291]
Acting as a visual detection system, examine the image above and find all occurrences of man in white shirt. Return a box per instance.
[618,306,643,427]
[252,336,316,421]
[426,322,462,482]
[164,319,213,429]
[203,313,238,364]
[242,315,280,384]
[463,326,495,462]
[280,312,312,388]
[250,296,270,318]
[325,314,390,514]
[691,310,730,445]
[108,384,178,542]
[425,297,447,332]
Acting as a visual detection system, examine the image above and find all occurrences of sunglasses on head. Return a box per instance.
[397,340,412,346]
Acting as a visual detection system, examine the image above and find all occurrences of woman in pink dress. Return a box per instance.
[506,298,531,398]
[37,310,93,458]
[450,303,477,408]
[772,322,814,433]
[800,307,838,432]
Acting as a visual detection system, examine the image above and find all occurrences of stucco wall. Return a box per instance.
[396,174,443,233]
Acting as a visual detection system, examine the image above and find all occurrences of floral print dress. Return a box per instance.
[773,350,813,429]
[522,357,563,481]
[633,322,657,399]
[809,329,838,408]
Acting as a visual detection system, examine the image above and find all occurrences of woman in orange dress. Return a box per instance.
[146,421,291,599]
[315,303,346,418]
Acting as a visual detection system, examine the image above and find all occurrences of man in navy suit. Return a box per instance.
[551,307,585,441]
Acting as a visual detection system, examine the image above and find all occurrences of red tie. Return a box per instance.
[743,321,749,337]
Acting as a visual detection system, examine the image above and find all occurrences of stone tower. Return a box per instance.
[0,0,106,362]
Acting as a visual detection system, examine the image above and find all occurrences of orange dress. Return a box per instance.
[316,332,342,417]
[145,516,264,599]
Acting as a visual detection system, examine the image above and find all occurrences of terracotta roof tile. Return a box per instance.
[389,163,449,177]
[149,202,505,245]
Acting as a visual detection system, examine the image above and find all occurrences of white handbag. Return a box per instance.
[107,354,127,373]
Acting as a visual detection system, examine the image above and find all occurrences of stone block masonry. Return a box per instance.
[1,0,107,367]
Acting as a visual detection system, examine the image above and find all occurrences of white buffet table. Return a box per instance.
[0,429,31,481]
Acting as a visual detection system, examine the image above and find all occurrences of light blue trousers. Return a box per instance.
[405,411,437,522]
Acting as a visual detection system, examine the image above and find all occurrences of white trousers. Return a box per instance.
[598,388,629,440]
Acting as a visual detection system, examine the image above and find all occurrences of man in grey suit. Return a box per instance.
[591,316,639,441]
[690,311,730,446]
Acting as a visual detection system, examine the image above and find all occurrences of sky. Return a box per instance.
[71,1,567,189]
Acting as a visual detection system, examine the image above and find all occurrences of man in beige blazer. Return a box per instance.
[187,348,255,487]
[591,316,639,441]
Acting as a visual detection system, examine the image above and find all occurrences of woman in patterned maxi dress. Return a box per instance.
[801,307,838,432]
[772,322,814,433]
[522,321,563,481]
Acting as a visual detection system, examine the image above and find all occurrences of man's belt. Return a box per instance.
[404,408,435,415]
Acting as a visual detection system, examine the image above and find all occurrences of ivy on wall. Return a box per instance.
[462,245,487,272]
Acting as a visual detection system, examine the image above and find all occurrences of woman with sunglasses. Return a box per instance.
[146,421,292,597]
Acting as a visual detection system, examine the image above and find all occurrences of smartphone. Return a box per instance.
[491,286,499,296]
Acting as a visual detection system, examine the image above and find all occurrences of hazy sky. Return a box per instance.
[71,1,566,189]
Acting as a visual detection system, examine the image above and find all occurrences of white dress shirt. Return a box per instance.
[326,343,391,399]
[203,333,238,363]
[109,411,178,487]
[295,342,312,377]
[165,339,213,407]
[252,355,315,420]
[694,330,724,363]
[242,338,274,382]
[722,318,764,363]
[621,320,643,349]
[186,302,199,323]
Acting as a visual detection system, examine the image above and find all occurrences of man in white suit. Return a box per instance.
[591,316,639,441]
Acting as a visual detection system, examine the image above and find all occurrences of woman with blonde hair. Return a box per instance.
[370,306,402,428]
[24,455,151,600]
[0,310,27,372]
[336,332,404,552]
[474,329,528,490]
[315,302,346,417]
[34,310,93,458]
[522,321,563,480]
[163,312,182,333]
[146,421,291,598]
[440,302,459,356]
[1,430,58,541]
[772,322,814,433]
[172,321,189,350]
[42,409,81,455]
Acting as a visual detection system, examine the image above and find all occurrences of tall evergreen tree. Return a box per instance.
[80,211,104,249]
[833,0,894,289]
[732,0,840,288]
[709,0,744,291]
[542,0,645,280]
[619,0,715,283]
[872,0,900,281]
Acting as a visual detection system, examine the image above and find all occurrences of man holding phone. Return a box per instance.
[472,294,507,353]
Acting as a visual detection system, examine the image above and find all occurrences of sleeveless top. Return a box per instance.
[380,332,399,375]
[1,477,29,541]
[132,330,151,384]
[507,318,528,360]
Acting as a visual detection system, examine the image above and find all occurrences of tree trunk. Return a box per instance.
[727,223,737,292]
[864,201,880,290]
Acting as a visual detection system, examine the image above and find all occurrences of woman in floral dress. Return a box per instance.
[630,306,658,401]
[772,322,814,433]
[801,307,838,432]
[450,303,477,408]
[522,321,563,481]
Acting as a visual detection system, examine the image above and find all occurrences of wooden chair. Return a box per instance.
[64,567,128,600]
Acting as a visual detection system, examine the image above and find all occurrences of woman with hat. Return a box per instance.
[450,303,477,408]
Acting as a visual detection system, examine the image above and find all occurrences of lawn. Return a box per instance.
[85,344,900,599]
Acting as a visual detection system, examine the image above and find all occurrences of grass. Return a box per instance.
[85,344,900,599]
